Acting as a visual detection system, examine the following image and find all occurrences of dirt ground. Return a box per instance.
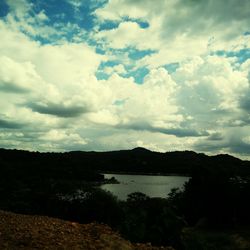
[0,210,174,250]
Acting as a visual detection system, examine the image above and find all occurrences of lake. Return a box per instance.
[101,174,190,200]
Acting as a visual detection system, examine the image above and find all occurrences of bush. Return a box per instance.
[119,192,184,248]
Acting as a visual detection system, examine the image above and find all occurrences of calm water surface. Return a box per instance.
[101,174,189,200]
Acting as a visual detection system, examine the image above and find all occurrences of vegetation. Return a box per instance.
[1,147,250,176]
[1,148,250,249]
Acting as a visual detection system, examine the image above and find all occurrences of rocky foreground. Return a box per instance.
[0,210,174,250]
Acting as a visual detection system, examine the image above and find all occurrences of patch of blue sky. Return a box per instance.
[31,0,107,31]
[73,5,96,30]
[95,46,106,54]
[122,16,149,29]
[32,0,75,24]
[95,60,121,80]
[20,29,60,45]
[128,48,156,60]
[98,53,135,72]
[0,1,9,17]
[137,20,149,29]
[99,47,155,66]
[163,63,180,73]
[98,20,120,31]
[98,60,121,69]
[81,35,106,53]
[123,64,135,71]
[31,35,52,45]
[214,49,250,64]
[25,23,82,45]
[87,36,103,47]
[75,0,108,30]
[95,71,109,80]
[122,67,149,84]
[108,47,131,60]
[95,59,149,84]
[98,17,149,32]
[78,0,108,11]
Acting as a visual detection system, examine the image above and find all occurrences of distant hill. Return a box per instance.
[0,147,249,176]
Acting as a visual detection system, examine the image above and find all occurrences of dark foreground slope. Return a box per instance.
[0,210,173,250]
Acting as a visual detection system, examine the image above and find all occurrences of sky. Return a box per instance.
[0,0,250,158]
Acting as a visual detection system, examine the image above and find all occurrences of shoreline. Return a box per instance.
[100,171,191,177]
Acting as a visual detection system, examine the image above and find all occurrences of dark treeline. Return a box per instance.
[1,147,250,249]
[1,147,250,176]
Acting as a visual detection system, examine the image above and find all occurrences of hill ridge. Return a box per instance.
[0,147,249,176]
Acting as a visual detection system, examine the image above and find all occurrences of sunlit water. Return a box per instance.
[101,174,190,200]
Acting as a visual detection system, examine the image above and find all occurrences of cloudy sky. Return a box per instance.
[0,0,250,158]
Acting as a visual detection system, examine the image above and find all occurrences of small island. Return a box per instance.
[103,176,120,184]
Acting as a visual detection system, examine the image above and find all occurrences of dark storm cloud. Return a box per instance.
[0,119,23,129]
[0,82,29,93]
[193,142,227,153]
[207,132,224,141]
[229,142,250,155]
[119,121,209,137]
[239,94,250,113]
[162,0,250,40]
[27,102,88,118]
[194,136,250,157]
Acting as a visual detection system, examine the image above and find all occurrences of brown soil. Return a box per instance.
[0,210,174,250]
